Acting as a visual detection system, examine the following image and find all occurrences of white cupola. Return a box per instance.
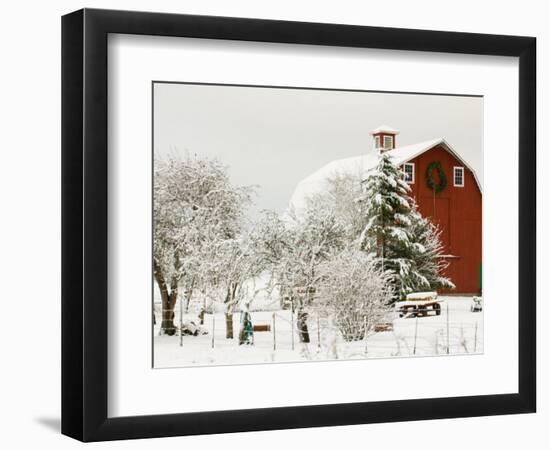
[370,125,400,152]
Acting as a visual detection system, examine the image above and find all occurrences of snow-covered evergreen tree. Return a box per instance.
[360,152,453,300]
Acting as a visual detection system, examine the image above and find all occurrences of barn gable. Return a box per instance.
[385,138,482,193]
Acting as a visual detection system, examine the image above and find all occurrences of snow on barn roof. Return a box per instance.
[385,138,444,164]
[288,152,378,217]
[288,137,481,217]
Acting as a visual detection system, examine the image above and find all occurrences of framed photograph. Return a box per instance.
[62,8,536,442]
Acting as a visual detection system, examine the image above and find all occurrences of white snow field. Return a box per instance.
[154,296,483,368]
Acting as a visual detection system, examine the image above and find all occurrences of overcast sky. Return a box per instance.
[154,83,483,217]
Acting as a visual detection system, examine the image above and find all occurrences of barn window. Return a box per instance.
[375,136,381,149]
[454,166,464,187]
[403,163,415,184]
[383,135,393,150]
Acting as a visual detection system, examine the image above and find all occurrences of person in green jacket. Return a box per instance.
[239,304,254,345]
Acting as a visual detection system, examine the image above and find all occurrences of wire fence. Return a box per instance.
[153,300,484,360]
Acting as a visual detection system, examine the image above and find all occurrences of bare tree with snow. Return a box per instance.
[310,172,368,241]
[153,155,253,335]
[266,201,347,342]
[202,233,265,339]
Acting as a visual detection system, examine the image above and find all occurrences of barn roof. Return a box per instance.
[288,138,481,217]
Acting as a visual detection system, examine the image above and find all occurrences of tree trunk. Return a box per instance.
[161,300,177,336]
[224,282,239,339]
[184,276,196,313]
[198,308,205,325]
[154,259,178,336]
[225,313,234,339]
[297,309,310,343]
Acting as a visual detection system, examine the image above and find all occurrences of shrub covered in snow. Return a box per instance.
[316,248,393,342]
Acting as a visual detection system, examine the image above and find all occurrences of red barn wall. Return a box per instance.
[404,145,482,294]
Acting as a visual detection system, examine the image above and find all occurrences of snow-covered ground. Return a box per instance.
[154,296,483,368]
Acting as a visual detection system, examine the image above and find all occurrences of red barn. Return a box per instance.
[369,126,482,294]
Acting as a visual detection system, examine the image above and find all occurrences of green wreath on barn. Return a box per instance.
[426,161,447,193]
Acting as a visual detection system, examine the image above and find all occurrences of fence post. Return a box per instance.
[364,316,368,356]
[317,315,321,350]
[211,314,215,349]
[474,321,478,353]
[446,301,450,355]
[157,305,163,336]
[413,316,419,355]
[290,304,295,351]
[179,296,183,347]
[273,312,276,351]
[460,324,469,353]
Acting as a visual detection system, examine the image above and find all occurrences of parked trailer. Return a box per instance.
[395,292,442,318]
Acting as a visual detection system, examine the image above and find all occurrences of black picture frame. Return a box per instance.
[62,8,536,442]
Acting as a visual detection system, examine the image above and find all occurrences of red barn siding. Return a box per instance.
[404,145,482,294]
